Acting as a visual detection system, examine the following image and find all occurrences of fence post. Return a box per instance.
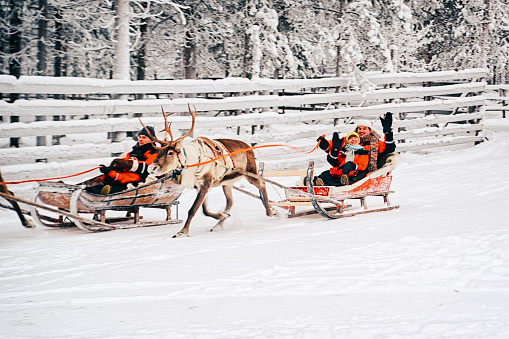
[9,116,19,147]
[108,113,127,143]
[424,81,432,116]
[36,116,46,146]
[501,88,507,118]
[52,115,65,145]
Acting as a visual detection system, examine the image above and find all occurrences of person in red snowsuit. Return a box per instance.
[314,131,369,186]
[86,126,158,195]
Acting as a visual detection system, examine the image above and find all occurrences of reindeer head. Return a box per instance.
[148,104,197,176]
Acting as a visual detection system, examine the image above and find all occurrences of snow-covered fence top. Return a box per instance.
[0,68,487,95]
[0,69,487,180]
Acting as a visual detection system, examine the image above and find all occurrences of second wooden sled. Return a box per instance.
[258,154,400,219]
[30,174,184,232]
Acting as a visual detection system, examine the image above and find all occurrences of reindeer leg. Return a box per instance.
[1,187,35,228]
[174,179,212,238]
[208,185,234,232]
[246,175,275,217]
[10,198,35,228]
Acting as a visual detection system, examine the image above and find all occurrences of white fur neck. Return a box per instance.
[179,142,201,188]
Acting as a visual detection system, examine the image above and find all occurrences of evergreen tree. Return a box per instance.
[414,0,509,83]
[1,0,509,82]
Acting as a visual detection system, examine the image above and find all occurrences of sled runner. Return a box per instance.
[29,174,183,232]
[239,154,399,219]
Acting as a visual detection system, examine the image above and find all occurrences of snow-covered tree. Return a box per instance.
[414,0,509,83]
[270,0,416,80]
[0,0,40,77]
[113,0,131,80]
[3,0,509,82]
[244,0,296,79]
[37,0,49,76]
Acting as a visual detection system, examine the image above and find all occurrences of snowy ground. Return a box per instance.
[2,124,509,338]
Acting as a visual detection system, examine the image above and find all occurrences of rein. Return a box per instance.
[185,141,320,168]
[1,141,320,185]
[0,166,101,185]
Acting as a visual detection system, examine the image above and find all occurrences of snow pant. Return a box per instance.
[316,169,367,186]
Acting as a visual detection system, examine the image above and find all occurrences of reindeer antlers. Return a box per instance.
[174,103,197,143]
[160,106,175,142]
[138,104,197,148]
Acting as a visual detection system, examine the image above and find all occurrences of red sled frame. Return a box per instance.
[260,154,400,219]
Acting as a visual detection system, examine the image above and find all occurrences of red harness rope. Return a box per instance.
[0,166,101,185]
[186,141,320,168]
[1,141,321,185]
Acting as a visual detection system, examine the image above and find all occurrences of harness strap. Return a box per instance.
[213,140,235,169]
[1,141,321,185]
[174,147,186,170]
[210,140,235,182]
[186,141,320,168]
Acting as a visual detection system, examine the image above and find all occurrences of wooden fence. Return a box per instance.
[0,68,487,180]
[485,84,509,118]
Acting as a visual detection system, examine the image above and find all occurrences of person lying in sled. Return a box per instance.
[313,113,396,186]
[85,126,158,195]
[312,131,369,186]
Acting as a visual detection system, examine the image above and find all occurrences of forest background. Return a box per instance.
[0,0,507,85]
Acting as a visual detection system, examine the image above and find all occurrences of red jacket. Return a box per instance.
[325,137,369,177]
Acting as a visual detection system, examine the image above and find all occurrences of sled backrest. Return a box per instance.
[258,162,308,186]
[378,153,399,170]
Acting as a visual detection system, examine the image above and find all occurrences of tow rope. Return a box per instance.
[1,141,321,185]
[0,166,101,185]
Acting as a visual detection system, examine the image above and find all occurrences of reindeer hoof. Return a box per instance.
[267,208,276,217]
[218,211,230,220]
[23,219,36,228]
[210,221,225,232]
[173,232,189,238]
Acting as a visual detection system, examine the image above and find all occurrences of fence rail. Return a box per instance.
[0,68,487,180]
[0,68,487,94]
[485,84,509,118]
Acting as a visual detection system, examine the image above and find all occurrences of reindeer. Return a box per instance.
[0,170,35,228]
[148,105,274,237]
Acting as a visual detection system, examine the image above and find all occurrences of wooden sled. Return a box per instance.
[30,174,184,232]
[256,154,400,219]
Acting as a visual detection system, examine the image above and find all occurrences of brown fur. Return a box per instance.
[0,170,35,228]
[110,158,133,171]
[150,138,274,237]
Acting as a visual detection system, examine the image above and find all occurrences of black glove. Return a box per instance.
[316,135,329,151]
[380,112,393,134]
[99,165,113,174]
[385,131,394,142]
[330,132,341,158]
[332,132,341,149]
[340,147,347,157]
[342,161,356,175]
